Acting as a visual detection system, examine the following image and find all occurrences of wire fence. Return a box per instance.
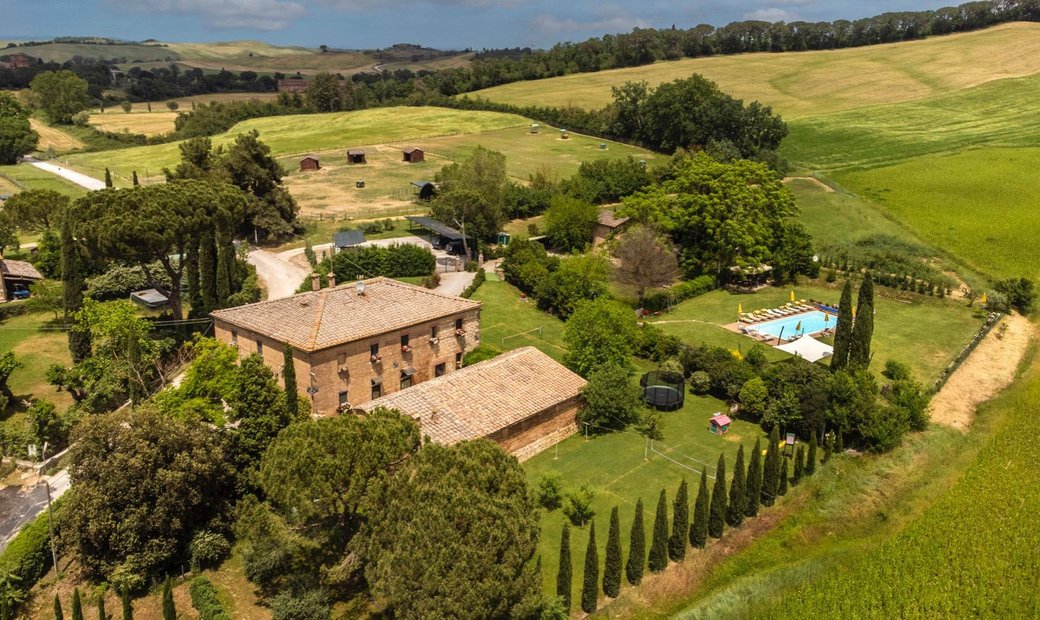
[929,312,1004,394]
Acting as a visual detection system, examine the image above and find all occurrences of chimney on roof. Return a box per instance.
[311,272,320,291]
[327,272,336,288]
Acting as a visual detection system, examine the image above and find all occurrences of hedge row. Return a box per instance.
[642,275,717,312]
[189,576,231,620]
[461,269,486,299]
[0,498,62,609]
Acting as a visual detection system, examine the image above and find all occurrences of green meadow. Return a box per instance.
[0,164,87,198]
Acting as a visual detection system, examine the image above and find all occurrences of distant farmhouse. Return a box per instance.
[277,78,310,93]
[211,277,482,416]
[359,346,586,461]
[0,53,34,70]
[593,209,630,247]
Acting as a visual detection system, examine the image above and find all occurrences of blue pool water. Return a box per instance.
[753,311,837,338]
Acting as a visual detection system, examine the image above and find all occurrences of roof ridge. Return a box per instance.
[305,289,330,350]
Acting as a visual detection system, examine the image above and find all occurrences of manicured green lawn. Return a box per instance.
[646,284,981,385]
[832,147,1040,282]
[0,312,73,412]
[0,164,87,198]
[525,392,767,606]
[472,279,567,362]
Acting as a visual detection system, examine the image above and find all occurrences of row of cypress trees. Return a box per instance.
[557,427,833,614]
[831,274,876,371]
[50,579,176,620]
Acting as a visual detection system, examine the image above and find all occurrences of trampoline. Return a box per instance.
[640,371,685,411]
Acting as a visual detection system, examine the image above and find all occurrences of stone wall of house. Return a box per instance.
[214,309,481,416]
[491,395,583,462]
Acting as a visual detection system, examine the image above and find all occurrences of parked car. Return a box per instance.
[10,284,29,300]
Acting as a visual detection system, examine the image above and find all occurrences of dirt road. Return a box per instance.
[23,157,106,191]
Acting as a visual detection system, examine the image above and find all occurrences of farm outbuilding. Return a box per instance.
[333,229,366,251]
[299,156,321,171]
[0,258,42,303]
[411,181,437,201]
[357,347,587,461]
[593,209,631,247]
[709,413,732,435]
[347,149,366,164]
[402,147,425,163]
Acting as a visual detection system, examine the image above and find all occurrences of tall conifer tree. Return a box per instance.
[71,589,83,620]
[581,521,599,613]
[132,171,139,187]
[61,216,91,362]
[762,428,780,506]
[793,445,805,484]
[161,579,175,620]
[807,433,818,476]
[849,273,875,367]
[727,444,746,527]
[603,507,622,598]
[104,168,113,188]
[648,489,669,572]
[198,229,217,314]
[556,524,573,612]
[708,454,727,538]
[121,588,132,620]
[53,595,64,620]
[745,438,763,517]
[778,457,789,496]
[97,595,107,620]
[690,468,710,548]
[831,279,854,370]
[283,346,299,417]
[668,478,689,562]
[625,498,645,585]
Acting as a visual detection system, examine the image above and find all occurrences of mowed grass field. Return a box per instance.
[62,107,532,183]
[469,23,1040,119]
[88,111,180,136]
[646,284,981,384]
[0,312,74,413]
[832,148,1040,282]
[282,126,658,217]
[0,164,87,197]
[28,118,84,151]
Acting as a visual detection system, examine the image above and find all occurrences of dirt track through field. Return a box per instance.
[784,176,835,192]
[930,313,1034,431]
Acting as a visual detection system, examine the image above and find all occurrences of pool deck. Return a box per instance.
[724,308,837,345]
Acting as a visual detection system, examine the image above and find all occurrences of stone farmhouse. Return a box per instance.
[358,346,586,461]
[211,277,481,416]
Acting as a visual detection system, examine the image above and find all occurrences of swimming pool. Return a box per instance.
[753,311,837,339]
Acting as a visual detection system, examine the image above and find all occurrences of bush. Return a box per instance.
[536,472,564,511]
[563,484,596,527]
[303,244,436,292]
[85,262,173,301]
[189,576,230,620]
[460,268,486,298]
[641,275,716,312]
[462,343,502,366]
[189,530,230,571]
[0,498,62,610]
[269,589,331,620]
[883,360,912,381]
[688,371,711,395]
[994,277,1037,313]
[580,365,643,431]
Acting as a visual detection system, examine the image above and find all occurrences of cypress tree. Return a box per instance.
[727,445,746,527]
[793,445,804,484]
[625,498,645,585]
[71,589,83,620]
[708,454,727,539]
[835,431,844,454]
[98,594,107,620]
[185,237,202,315]
[581,521,599,614]
[690,468,709,548]
[831,279,854,370]
[849,273,875,367]
[762,427,780,507]
[823,432,833,463]
[104,168,113,188]
[778,456,789,496]
[161,579,175,620]
[556,524,573,612]
[806,433,818,476]
[132,171,139,187]
[54,595,64,620]
[198,229,217,314]
[61,216,91,363]
[745,438,763,518]
[648,489,669,572]
[121,588,132,620]
[283,345,298,417]
[668,479,689,562]
[603,506,622,598]
[215,235,232,305]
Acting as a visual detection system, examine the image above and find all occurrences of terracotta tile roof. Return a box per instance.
[0,259,42,280]
[211,277,481,352]
[597,209,630,228]
[358,347,587,446]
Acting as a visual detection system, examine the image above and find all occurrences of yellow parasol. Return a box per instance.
[981,292,988,305]
[738,303,743,315]
[852,306,857,318]
[790,290,796,302]
[795,320,802,333]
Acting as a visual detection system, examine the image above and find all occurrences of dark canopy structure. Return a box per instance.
[333,229,366,249]
[640,371,685,411]
[405,216,466,241]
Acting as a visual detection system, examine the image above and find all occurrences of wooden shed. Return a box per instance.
[299,156,320,171]
[402,147,425,163]
[708,413,732,435]
[347,149,366,164]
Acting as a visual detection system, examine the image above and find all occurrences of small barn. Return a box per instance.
[347,149,366,164]
[0,258,41,302]
[333,229,366,252]
[708,413,732,435]
[411,181,437,201]
[593,209,631,247]
[299,156,321,171]
[402,147,425,163]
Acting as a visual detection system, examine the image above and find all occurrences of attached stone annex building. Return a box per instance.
[358,347,586,461]
[211,277,482,416]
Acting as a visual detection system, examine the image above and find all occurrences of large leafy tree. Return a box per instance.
[535,253,609,319]
[2,189,68,232]
[580,364,643,431]
[63,407,232,590]
[29,70,90,124]
[73,180,249,320]
[614,226,679,306]
[432,146,508,254]
[221,130,299,238]
[352,439,541,619]
[306,72,344,112]
[543,194,598,252]
[0,92,38,164]
[563,298,638,377]
[620,153,801,280]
